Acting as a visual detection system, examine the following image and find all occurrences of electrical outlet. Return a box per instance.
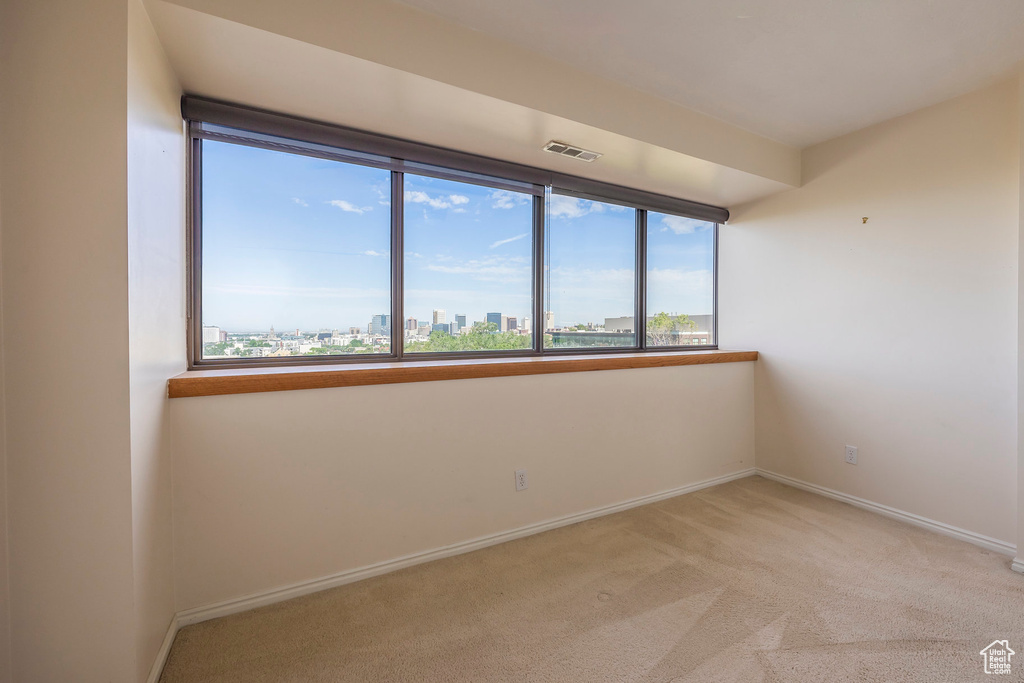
[844,445,858,465]
[515,469,528,491]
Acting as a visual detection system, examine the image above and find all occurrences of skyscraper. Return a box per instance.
[202,325,223,344]
[545,311,555,331]
[455,314,467,331]
[369,314,391,336]
[406,317,417,331]
[507,317,518,331]
[433,309,446,325]
[486,312,501,330]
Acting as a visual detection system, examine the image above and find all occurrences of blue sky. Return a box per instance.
[202,140,714,332]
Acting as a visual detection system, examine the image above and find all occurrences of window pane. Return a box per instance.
[201,140,392,360]
[545,194,636,348]
[402,174,534,353]
[646,212,715,347]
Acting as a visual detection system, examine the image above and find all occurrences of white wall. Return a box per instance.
[0,0,138,679]
[722,79,1020,545]
[171,362,754,610]
[1017,69,1024,569]
[128,1,186,680]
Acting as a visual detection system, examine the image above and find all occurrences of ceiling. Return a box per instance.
[148,0,797,207]
[396,0,1024,147]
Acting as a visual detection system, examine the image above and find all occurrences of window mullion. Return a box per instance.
[534,192,546,354]
[391,170,404,360]
[636,209,647,350]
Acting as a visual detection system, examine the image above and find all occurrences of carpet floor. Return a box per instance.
[160,476,1024,682]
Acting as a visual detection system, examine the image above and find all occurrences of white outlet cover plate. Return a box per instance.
[845,446,858,465]
[515,469,528,491]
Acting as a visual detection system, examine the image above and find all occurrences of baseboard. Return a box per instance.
[146,614,179,683]
[175,467,756,628]
[756,468,1017,557]
[1012,559,1024,574]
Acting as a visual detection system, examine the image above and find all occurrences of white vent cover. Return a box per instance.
[543,141,602,162]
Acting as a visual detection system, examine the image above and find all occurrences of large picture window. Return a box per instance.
[199,141,392,360]
[402,174,535,354]
[186,99,725,368]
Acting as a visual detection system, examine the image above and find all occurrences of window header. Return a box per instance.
[181,95,729,225]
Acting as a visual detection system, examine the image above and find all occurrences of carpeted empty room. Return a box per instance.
[160,477,1024,682]
[6,1,1024,681]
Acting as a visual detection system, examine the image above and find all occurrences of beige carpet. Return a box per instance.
[161,476,1024,682]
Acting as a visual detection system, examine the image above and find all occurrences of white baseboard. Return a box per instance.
[175,467,756,628]
[146,615,179,683]
[755,468,1017,557]
[1012,559,1024,574]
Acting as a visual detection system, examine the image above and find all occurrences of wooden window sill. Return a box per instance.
[167,349,758,398]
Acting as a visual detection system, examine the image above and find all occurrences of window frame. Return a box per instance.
[185,97,725,369]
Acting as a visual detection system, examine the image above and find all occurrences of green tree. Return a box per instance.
[203,341,231,356]
[348,339,364,347]
[405,322,531,353]
[646,312,697,346]
[244,339,271,348]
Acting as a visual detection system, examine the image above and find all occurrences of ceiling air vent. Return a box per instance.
[543,140,602,162]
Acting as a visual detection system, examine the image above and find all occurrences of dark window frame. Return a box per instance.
[185,97,725,370]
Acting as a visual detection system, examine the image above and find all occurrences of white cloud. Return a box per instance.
[209,284,389,299]
[490,190,530,210]
[405,251,424,258]
[328,199,373,214]
[648,268,713,291]
[404,190,469,210]
[292,198,309,207]
[550,266,635,287]
[362,250,386,257]
[489,232,529,249]
[646,268,714,316]
[426,255,530,284]
[660,215,708,235]
[549,194,605,219]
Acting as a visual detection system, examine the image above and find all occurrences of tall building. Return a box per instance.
[369,314,391,336]
[507,316,518,331]
[455,314,467,331]
[433,309,446,325]
[486,312,501,330]
[202,325,223,344]
[523,316,531,332]
[545,311,555,331]
[406,317,417,331]
[348,326,360,335]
